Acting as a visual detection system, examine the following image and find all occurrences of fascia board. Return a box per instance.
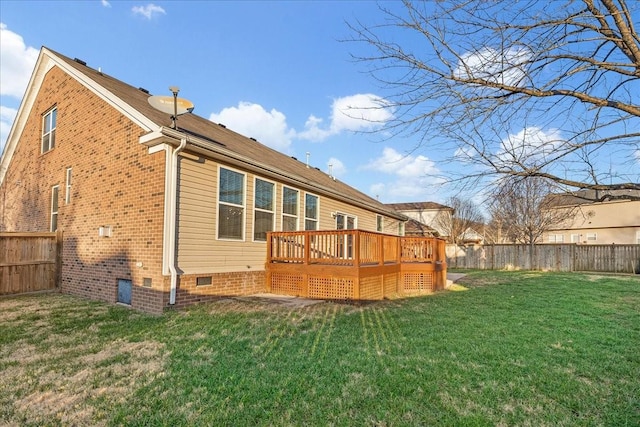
[43,48,158,131]
[0,53,54,184]
[1,48,159,185]
[150,127,407,221]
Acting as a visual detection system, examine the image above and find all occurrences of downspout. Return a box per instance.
[168,136,187,305]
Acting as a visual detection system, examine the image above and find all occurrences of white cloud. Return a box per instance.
[132,4,166,19]
[0,23,39,98]
[209,102,295,153]
[455,46,531,87]
[297,94,393,142]
[327,157,346,177]
[363,147,443,201]
[497,126,564,167]
[1,106,17,153]
[101,0,111,7]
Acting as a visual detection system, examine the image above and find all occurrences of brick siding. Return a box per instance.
[1,66,167,312]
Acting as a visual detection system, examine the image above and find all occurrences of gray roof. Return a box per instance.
[51,49,406,221]
[386,201,453,211]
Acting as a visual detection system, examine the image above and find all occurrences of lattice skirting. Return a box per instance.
[270,273,304,296]
[308,276,354,300]
[402,272,434,292]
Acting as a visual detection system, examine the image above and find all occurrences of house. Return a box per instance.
[543,189,640,244]
[386,202,453,238]
[0,47,446,313]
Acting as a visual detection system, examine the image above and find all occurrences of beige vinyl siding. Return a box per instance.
[177,155,404,274]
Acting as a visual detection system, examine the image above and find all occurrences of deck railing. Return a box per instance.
[266,230,447,300]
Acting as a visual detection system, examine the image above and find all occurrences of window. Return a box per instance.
[282,187,298,231]
[571,234,581,243]
[304,193,319,230]
[376,215,383,232]
[399,222,405,236]
[65,168,72,204]
[42,107,57,153]
[254,178,274,241]
[50,185,59,232]
[586,233,597,242]
[218,167,245,240]
[196,277,212,286]
[548,234,564,243]
[336,213,356,230]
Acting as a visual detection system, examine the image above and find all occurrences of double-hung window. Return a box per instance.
[304,193,319,231]
[548,234,564,243]
[376,215,383,232]
[218,167,245,240]
[50,185,59,232]
[282,187,298,231]
[42,107,57,153]
[254,178,274,241]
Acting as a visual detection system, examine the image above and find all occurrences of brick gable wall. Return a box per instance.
[0,66,167,313]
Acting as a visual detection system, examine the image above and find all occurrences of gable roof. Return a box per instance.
[1,47,406,221]
[404,219,439,237]
[386,201,453,211]
[546,189,640,207]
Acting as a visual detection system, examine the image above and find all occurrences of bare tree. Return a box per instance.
[436,196,484,244]
[489,177,577,246]
[348,0,640,195]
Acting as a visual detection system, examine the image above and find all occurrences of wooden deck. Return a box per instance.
[266,230,447,300]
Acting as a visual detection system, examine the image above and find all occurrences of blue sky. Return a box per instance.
[1,1,638,207]
[1,0,446,204]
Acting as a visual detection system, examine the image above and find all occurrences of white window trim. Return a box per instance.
[65,167,72,204]
[586,233,597,242]
[253,177,275,242]
[548,234,564,243]
[50,185,59,232]
[335,212,358,230]
[42,107,57,153]
[281,186,299,231]
[304,192,320,231]
[216,166,246,241]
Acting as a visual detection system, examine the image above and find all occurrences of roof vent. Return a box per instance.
[249,137,257,141]
[73,58,87,66]
[291,156,297,161]
[218,123,226,128]
[138,87,150,94]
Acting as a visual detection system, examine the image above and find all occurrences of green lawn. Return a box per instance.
[1,271,639,426]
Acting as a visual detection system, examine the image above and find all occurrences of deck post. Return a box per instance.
[304,231,310,265]
[354,231,360,268]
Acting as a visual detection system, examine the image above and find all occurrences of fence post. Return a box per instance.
[55,230,63,289]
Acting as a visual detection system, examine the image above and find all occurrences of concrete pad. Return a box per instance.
[235,293,325,308]
[447,272,467,283]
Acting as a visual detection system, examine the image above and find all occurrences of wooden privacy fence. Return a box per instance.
[0,232,63,295]
[446,244,640,274]
[266,230,447,300]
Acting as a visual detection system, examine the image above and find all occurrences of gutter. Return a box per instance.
[140,127,407,222]
[168,136,188,305]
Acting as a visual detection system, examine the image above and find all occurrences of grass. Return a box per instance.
[1,271,639,426]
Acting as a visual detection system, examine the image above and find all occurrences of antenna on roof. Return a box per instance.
[148,87,195,129]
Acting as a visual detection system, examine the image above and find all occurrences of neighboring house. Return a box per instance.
[386,202,453,239]
[0,47,409,313]
[457,221,485,245]
[404,218,439,237]
[543,189,640,244]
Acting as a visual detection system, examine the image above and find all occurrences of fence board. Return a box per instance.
[446,244,640,274]
[0,232,62,295]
